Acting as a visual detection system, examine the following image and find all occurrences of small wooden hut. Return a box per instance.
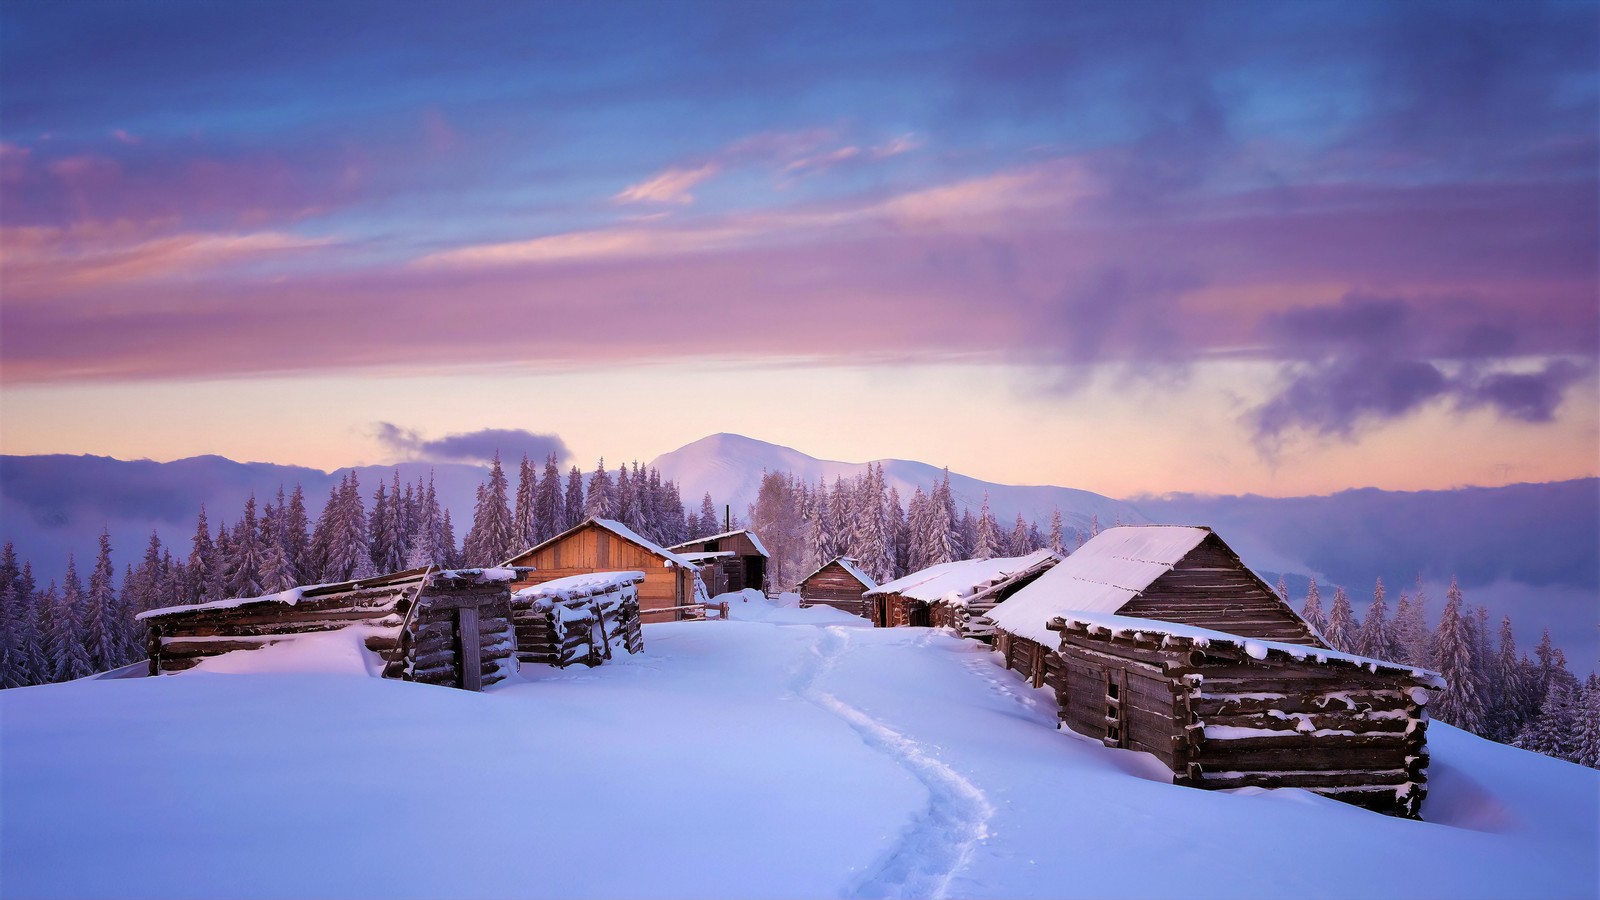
[866,550,1060,632]
[797,556,878,620]
[504,518,707,624]
[669,529,769,596]
[512,571,646,668]
[986,525,1441,818]
[137,567,519,691]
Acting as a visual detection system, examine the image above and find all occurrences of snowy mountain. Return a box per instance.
[3,607,1595,899]
[651,433,1143,533]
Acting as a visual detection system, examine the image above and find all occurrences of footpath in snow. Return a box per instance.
[1,596,1596,900]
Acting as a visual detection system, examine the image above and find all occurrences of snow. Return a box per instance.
[2,614,1595,900]
[136,585,312,620]
[669,528,772,559]
[678,550,736,563]
[190,625,388,677]
[512,571,646,604]
[866,550,1059,607]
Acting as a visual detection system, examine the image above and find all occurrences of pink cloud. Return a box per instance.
[1,222,333,290]
[614,163,721,205]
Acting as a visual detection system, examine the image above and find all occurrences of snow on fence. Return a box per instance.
[511,571,647,667]
[137,567,520,691]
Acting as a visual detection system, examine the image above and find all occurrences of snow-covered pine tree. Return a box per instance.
[1485,616,1528,742]
[585,459,615,519]
[1355,578,1401,662]
[282,486,310,582]
[1048,508,1065,555]
[615,464,636,530]
[1009,514,1030,557]
[257,497,296,594]
[1300,577,1328,637]
[564,466,585,529]
[1075,527,1085,549]
[439,508,459,568]
[695,492,716,537]
[0,544,23,687]
[186,506,217,604]
[1324,586,1357,653]
[887,486,908,579]
[1431,577,1486,733]
[959,509,979,558]
[1089,513,1100,537]
[404,480,440,569]
[927,476,958,566]
[906,487,930,572]
[374,471,407,573]
[13,563,45,685]
[1576,675,1600,769]
[1275,575,1288,603]
[808,483,836,564]
[367,479,389,569]
[514,455,537,551]
[81,530,120,671]
[330,474,370,581]
[1404,577,1432,667]
[52,562,93,682]
[225,496,265,599]
[536,453,564,542]
[974,494,1001,558]
[2,577,42,687]
[466,453,515,567]
[1515,668,1581,761]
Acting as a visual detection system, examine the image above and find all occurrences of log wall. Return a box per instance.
[512,580,645,668]
[1116,534,1324,646]
[798,562,875,622]
[1050,625,1432,819]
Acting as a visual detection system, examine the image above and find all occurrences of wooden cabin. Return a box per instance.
[1047,613,1440,818]
[669,529,769,596]
[512,571,645,668]
[504,518,706,624]
[136,567,519,691]
[986,525,1440,818]
[797,556,878,620]
[866,550,1060,632]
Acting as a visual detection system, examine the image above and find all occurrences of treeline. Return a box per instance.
[1286,575,1600,767]
[0,452,704,689]
[747,464,1092,590]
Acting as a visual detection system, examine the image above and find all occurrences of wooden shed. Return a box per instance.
[1046,612,1440,818]
[865,550,1060,632]
[504,518,706,624]
[797,556,878,620]
[136,566,519,691]
[669,529,769,596]
[511,571,645,668]
[986,525,1440,818]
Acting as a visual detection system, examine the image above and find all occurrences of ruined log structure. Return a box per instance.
[866,549,1060,633]
[504,518,708,624]
[137,567,519,691]
[669,529,769,597]
[987,525,1441,818]
[512,571,646,668]
[796,556,878,620]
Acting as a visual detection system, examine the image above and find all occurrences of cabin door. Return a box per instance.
[456,605,483,692]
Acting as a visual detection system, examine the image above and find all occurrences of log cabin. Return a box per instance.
[512,571,645,668]
[797,556,878,621]
[503,518,707,624]
[669,529,769,597]
[985,525,1441,818]
[136,566,519,691]
[866,549,1061,632]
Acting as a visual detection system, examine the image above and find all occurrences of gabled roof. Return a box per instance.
[504,517,700,569]
[865,549,1061,608]
[669,528,771,558]
[987,525,1215,644]
[799,556,878,590]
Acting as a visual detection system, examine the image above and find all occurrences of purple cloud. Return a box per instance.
[374,423,568,466]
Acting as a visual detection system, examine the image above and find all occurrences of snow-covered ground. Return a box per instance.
[3,598,1596,900]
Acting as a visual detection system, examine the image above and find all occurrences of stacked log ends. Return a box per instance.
[1051,617,1441,820]
[511,571,647,668]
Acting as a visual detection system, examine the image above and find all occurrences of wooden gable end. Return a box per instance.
[1114,533,1326,647]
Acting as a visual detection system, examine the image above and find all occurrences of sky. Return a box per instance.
[1,0,1596,498]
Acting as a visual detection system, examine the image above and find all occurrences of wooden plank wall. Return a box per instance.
[1116,534,1324,646]
[508,525,687,623]
[798,564,875,622]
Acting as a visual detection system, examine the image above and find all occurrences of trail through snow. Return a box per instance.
[791,626,996,900]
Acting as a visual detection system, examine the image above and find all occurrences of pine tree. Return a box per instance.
[464,453,515,566]
[225,496,265,599]
[1355,578,1400,662]
[1300,577,1327,637]
[887,486,909,578]
[1485,615,1528,742]
[81,530,120,671]
[1516,669,1581,761]
[283,486,311,581]
[1432,577,1485,733]
[186,506,218,604]
[514,455,538,550]
[1575,675,1600,769]
[809,484,836,564]
[1404,577,1432,667]
[926,474,958,566]
[1048,508,1065,555]
[440,508,459,568]
[1275,575,1288,603]
[1324,586,1357,653]
[367,479,389,569]
[52,562,93,682]
[974,494,1001,558]
[565,467,586,529]
[536,453,564,542]
[1009,514,1030,557]
[586,459,615,519]
[906,487,930,572]
[1089,513,1100,537]
[378,471,409,572]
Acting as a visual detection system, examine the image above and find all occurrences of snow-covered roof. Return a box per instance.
[137,566,520,621]
[669,529,771,558]
[505,517,700,569]
[986,526,1212,644]
[799,556,878,590]
[679,551,736,563]
[1053,610,1444,688]
[865,550,1060,607]
[513,571,646,603]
